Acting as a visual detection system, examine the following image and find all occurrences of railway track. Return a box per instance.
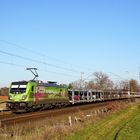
[0,102,110,127]
[0,112,15,120]
[0,98,136,127]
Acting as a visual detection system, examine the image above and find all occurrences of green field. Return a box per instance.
[65,102,140,140]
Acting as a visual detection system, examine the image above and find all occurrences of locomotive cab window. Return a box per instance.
[10,84,27,94]
[10,82,28,94]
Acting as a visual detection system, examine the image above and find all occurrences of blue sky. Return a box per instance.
[0,0,140,87]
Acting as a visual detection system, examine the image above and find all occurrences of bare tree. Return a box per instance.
[0,87,9,96]
[115,79,139,92]
[87,80,96,90]
[116,80,128,90]
[68,80,81,89]
[69,80,90,90]
[94,72,114,90]
[129,79,139,92]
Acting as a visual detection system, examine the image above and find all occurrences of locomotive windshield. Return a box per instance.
[10,82,28,94]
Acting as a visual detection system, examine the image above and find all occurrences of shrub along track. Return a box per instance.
[0,98,135,127]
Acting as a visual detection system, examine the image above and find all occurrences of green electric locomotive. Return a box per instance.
[6,80,69,112]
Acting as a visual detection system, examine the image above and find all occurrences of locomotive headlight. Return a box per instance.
[22,95,27,100]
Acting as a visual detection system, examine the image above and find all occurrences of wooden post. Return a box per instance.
[69,116,72,126]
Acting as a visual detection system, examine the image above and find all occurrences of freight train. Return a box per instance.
[6,80,140,112]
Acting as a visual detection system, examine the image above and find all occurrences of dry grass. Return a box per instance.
[0,96,8,101]
[0,96,8,110]
[0,100,135,140]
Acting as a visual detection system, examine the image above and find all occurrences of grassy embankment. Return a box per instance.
[0,100,140,140]
[65,100,140,140]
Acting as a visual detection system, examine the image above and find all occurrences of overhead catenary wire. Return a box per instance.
[0,60,79,78]
[109,72,126,80]
[0,50,80,73]
[0,60,25,68]
[0,39,46,57]
[0,39,91,71]
[39,69,79,78]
